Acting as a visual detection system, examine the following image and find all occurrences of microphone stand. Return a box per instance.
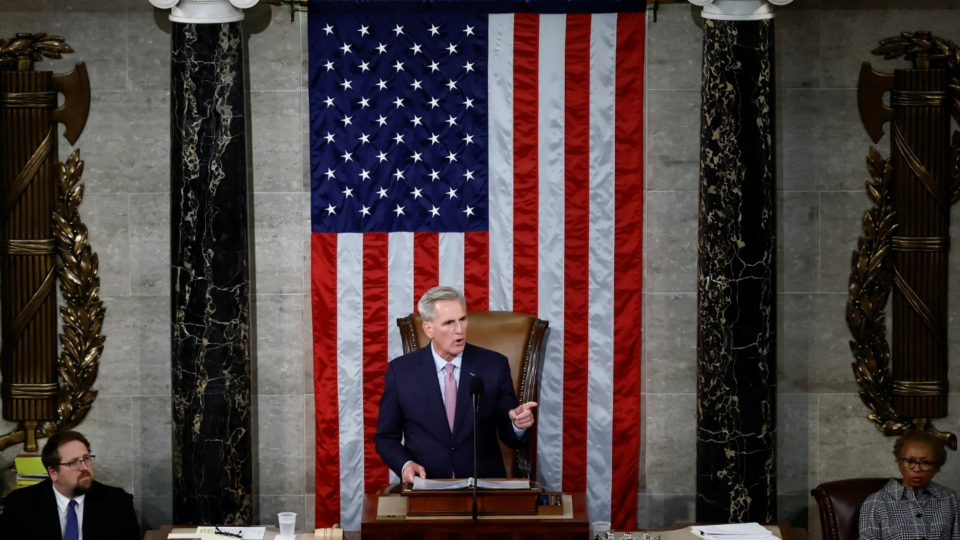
[472,391,479,522]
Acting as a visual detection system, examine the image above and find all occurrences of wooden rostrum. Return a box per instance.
[0,33,99,452]
[850,31,960,449]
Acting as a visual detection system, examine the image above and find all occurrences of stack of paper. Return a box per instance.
[411,477,531,490]
[690,523,777,540]
[14,455,46,488]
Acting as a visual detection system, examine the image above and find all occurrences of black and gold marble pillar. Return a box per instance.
[152,0,257,525]
[691,0,787,523]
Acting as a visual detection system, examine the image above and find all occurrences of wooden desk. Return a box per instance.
[361,492,589,540]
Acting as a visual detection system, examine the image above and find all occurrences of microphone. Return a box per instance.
[469,377,484,521]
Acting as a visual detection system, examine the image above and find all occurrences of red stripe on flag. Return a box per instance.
[413,232,439,310]
[464,231,489,310]
[362,233,390,493]
[512,13,539,315]
[312,233,340,527]
[561,13,591,496]
[612,12,644,531]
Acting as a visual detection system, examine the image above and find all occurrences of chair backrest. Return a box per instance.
[811,478,890,540]
[396,310,549,479]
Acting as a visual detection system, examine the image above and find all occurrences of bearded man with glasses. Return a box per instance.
[0,430,140,539]
[859,430,960,540]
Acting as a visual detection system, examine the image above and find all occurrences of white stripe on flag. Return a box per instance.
[388,232,415,363]
[536,13,566,494]
[487,13,514,312]
[337,233,365,530]
[586,13,617,524]
[439,233,465,293]
[387,232,414,486]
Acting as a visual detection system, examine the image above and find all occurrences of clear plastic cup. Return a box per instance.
[593,521,612,537]
[278,512,297,537]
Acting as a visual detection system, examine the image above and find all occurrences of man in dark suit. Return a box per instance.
[375,286,538,482]
[0,430,140,539]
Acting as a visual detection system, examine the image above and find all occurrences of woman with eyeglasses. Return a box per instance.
[859,429,960,540]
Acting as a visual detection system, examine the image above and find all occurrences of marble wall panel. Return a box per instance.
[777,394,818,497]
[645,394,696,496]
[251,91,303,193]
[645,90,701,192]
[644,494,697,529]
[245,4,301,92]
[817,393,896,485]
[819,191,871,294]
[644,293,697,395]
[300,16,309,91]
[302,297,315,397]
[305,495,316,532]
[135,295,173,397]
[778,191,819,293]
[96,296,142,396]
[821,10,960,89]
[0,0,124,12]
[127,8,172,92]
[644,191,698,294]
[775,9,820,90]
[778,293,855,394]
[81,193,130,297]
[130,193,171,295]
[780,90,874,191]
[950,212,960,394]
[134,396,172,498]
[64,92,170,194]
[302,193,313,296]
[0,12,126,91]
[254,294,304,396]
[304,395,316,496]
[253,193,304,295]
[645,4,702,91]
[256,395,305,496]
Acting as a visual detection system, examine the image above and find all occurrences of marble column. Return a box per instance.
[149,0,258,525]
[689,0,790,523]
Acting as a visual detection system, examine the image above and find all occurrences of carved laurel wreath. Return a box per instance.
[847,32,960,447]
[0,32,72,70]
[0,151,103,449]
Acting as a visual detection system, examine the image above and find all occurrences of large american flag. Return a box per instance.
[309,0,644,530]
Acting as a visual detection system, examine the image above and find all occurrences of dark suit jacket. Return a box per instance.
[374,342,527,479]
[0,478,140,540]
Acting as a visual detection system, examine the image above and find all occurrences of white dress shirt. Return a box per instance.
[52,483,85,540]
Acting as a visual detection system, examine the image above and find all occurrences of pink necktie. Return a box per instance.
[444,363,457,432]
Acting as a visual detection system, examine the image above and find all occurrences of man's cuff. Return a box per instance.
[512,422,527,437]
[401,460,414,477]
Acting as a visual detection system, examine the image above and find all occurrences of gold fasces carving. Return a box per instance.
[0,150,104,450]
[0,33,73,71]
[847,147,957,451]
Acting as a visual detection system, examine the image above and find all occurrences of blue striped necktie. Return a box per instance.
[65,499,79,540]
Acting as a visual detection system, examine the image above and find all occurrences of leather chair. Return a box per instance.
[396,310,549,479]
[811,478,889,540]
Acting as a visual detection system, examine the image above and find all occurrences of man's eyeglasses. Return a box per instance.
[900,458,936,471]
[58,455,96,470]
